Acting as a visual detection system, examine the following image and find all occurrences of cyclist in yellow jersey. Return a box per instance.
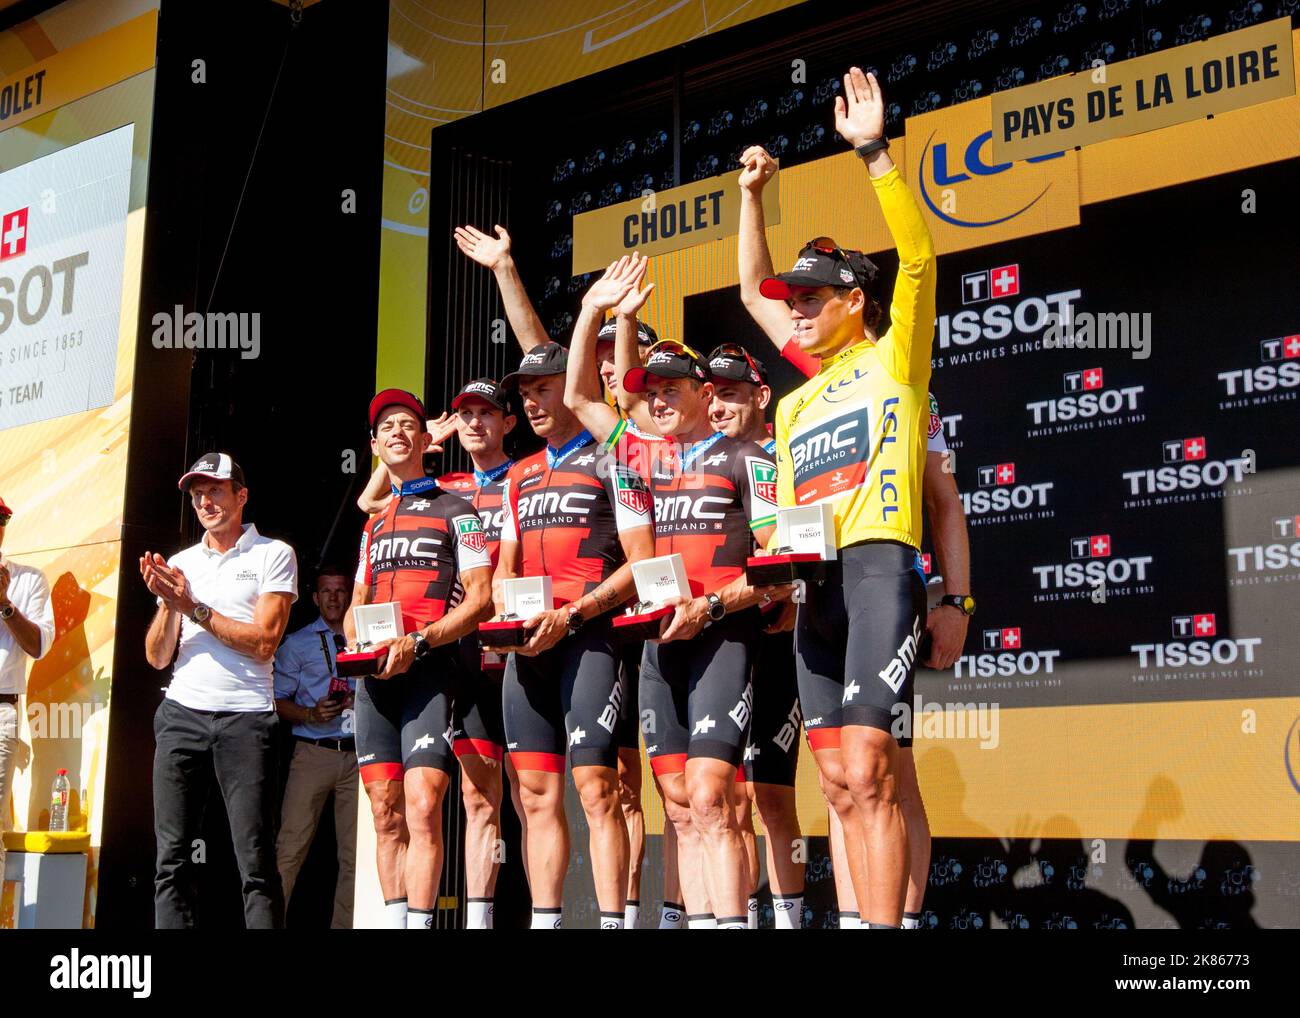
[760,68,936,929]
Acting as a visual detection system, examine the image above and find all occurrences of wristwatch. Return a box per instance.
[939,594,976,617]
[705,593,726,622]
[566,608,586,634]
[411,630,432,659]
[190,603,212,624]
[0,602,14,620]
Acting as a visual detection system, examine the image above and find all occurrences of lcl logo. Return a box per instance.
[918,129,1063,228]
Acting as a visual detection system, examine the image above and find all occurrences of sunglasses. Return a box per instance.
[709,343,765,385]
[802,236,876,289]
[646,338,705,362]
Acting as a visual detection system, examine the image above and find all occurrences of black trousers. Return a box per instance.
[153,697,284,929]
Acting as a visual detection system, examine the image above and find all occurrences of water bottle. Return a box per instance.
[49,768,70,832]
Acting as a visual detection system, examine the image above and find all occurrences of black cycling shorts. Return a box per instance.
[745,626,801,786]
[502,620,623,772]
[795,540,926,749]
[615,640,642,751]
[356,650,459,781]
[640,609,758,775]
[452,637,506,761]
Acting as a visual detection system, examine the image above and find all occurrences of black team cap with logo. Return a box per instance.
[707,345,768,386]
[178,452,246,492]
[759,238,880,301]
[597,318,659,347]
[501,342,568,389]
[623,345,711,393]
[451,378,509,412]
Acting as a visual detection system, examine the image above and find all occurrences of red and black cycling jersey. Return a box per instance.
[499,431,652,605]
[437,459,512,568]
[609,430,777,595]
[355,478,492,635]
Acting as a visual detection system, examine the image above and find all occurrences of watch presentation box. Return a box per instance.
[612,604,676,642]
[614,554,690,641]
[335,647,388,678]
[478,617,531,648]
[339,603,405,676]
[480,650,508,672]
[747,505,835,585]
[502,576,553,619]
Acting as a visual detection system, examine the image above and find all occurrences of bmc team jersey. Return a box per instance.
[499,431,653,604]
[355,481,492,635]
[609,429,776,595]
[437,460,512,568]
[773,166,937,551]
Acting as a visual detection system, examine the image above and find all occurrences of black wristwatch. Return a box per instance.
[566,608,586,634]
[190,603,211,624]
[938,594,976,617]
[411,630,432,659]
[0,602,14,620]
[855,137,890,159]
[705,593,726,622]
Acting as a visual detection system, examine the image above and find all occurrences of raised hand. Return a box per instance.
[427,411,459,453]
[833,67,885,148]
[737,145,777,195]
[582,253,646,313]
[614,257,654,317]
[453,224,512,270]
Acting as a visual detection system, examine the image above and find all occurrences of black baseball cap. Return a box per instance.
[759,238,880,301]
[369,388,428,432]
[597,317,658,347]
[451,378,509,412]
[501,342,568,389]
[623,344,711,393]
[708,344,769,386]
[178,452,246,492]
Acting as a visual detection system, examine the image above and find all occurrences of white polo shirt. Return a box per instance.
[164,523,298,712]
[0,555,55,695]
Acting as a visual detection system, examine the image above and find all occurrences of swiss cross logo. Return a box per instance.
[997,463,1015,485]
[456,516,486,554]
[990,264,1019,297]
[1062,368,1103,392]
[1171,613,1216,639]
[982,627,1021,650]
[749,458,777,505]
[1260,335,1300,361]
[1082,367,1104,390]
[1162,437,1206,463]
[920,553,931,574]
[1,207,28,261]
[1070,534,1110,559]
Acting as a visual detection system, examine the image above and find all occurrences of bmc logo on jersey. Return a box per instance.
[961,264,1019,304]
[456,516,487,554]
[614,469,651,515]
[748,457,777,506]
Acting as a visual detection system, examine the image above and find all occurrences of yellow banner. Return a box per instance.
[0,10,156,134]
[904,96,1080,257]
[992,17,1295,162]
[572,165,780,275]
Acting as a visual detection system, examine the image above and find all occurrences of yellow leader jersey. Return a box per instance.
[774,166,937,551]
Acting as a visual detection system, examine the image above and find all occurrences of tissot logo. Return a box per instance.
[1171,613,1216,639]
[1032,535,1153,594]
[1065,367,1103,391]
[961,264,1019,304]
[1025,374,1144,428]
[1122,437,1252,496]
[1217,334,1300,401]
[954,625,1060,678]
[1131,617,1262,670]
[962,461,1053,520]
[1226,514,1300,579]
[935,283,1081,352]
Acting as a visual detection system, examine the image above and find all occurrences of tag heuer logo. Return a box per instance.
[749,457,777,505]
[457,516,487,553]
[839,268,855,283]
[615,471,651,515]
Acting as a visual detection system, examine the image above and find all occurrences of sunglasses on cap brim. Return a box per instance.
[646,338,704,362]
[709,343,765,384]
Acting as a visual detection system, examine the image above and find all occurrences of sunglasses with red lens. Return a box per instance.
[709,343,765,384]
